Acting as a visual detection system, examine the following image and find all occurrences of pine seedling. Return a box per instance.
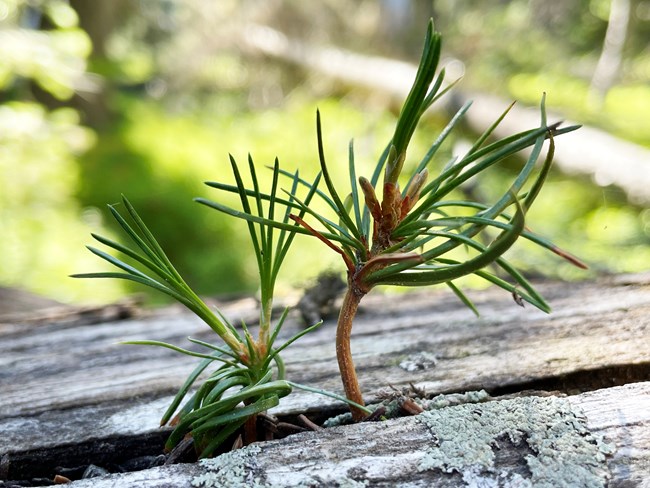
[73,160,360,456]
[76,19,587,441]
[256,20,585,420]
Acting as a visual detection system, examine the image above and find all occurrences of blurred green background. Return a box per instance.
[1,0,649,305]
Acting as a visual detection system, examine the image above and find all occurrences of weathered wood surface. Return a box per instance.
[1,273,649,485]
[37,382,650,487]
[239,23,650,205]
[0,287,64,318]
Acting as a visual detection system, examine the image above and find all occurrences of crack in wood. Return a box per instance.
[487,362,650,396]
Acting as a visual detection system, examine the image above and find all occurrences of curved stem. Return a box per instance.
[243,414,258,446]
[336,285,367,421]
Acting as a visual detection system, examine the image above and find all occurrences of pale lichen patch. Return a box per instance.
[323,390,491,428]
[419,389,491,410]
[461,464,532,487]
[287,476,368,488]
[416,396,613,487]
[399,351,438,372]
[335,477,369,488]
[192,445,267,488]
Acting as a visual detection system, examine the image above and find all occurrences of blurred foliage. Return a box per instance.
[2,0,649,305]
[472,166,650,282]
[433,0,650,85]
[0,0,93,98]
[0,0,124,302]
[241,0,650,145]
[509,74,650,146]
[77,93,431,297]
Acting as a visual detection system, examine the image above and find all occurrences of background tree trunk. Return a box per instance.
[589,0,631,105]
[69,0,132,127]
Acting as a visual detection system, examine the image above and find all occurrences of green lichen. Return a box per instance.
[192,445,267,488]
[322,410,354,428]
[323,390,491,428]
[416,396,613,487]
[289,476,368,488]
[336,478,369,487]
[419,389,491,410]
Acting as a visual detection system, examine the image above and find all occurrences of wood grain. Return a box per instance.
[50,382,650,487]
[1,273,649,485]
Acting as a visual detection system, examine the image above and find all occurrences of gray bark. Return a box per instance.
[1,274,649,485]
[30,383,650,487]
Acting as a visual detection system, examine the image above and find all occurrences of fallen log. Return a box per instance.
[36,382,650,487]
[1,273,649,485]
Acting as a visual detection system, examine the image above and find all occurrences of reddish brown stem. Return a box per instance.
[290,214,356,273]
[242,413,258,445]
[336,285,367,421]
